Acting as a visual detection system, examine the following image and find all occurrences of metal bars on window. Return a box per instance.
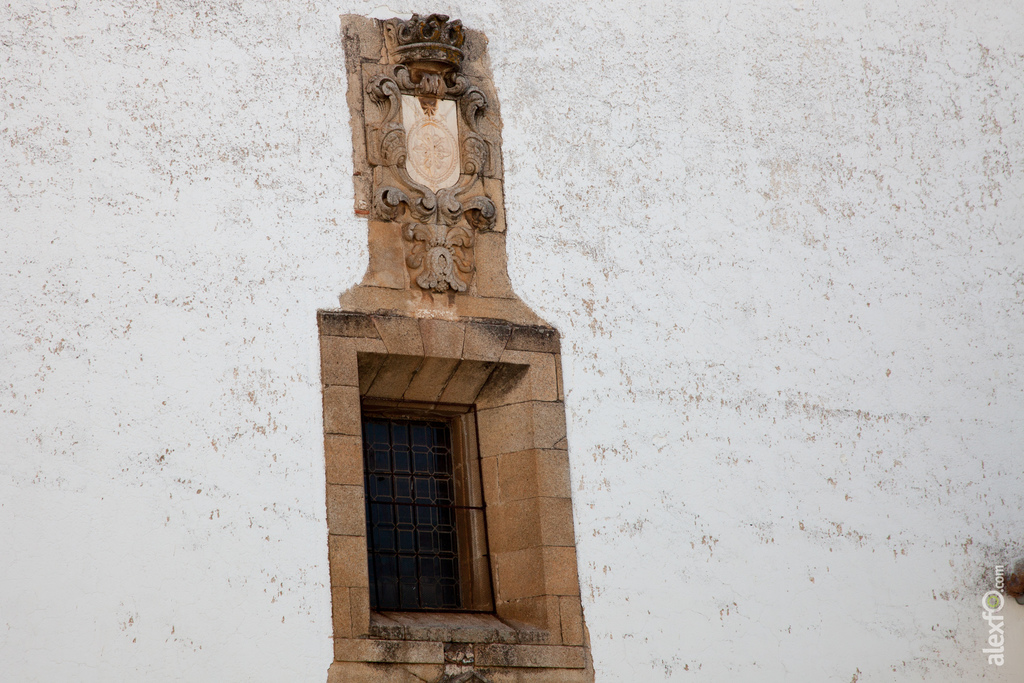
[362,417,480,611]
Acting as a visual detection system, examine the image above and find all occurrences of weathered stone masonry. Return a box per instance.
[320,14,594,683]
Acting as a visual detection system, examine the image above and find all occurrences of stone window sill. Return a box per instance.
[369,610,552,645]
[334,612,586,671]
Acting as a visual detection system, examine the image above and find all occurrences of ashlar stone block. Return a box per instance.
[349,585,371,638]
[487,497,575,554]
[333,586,353,639]
[418,317,466,358]
[463,322,512,362]
[372,315,424,356]
[324,385,362,436]
[496,594,563,637]
[476,349,558,408]
[477,401,567,458]
[439,359,498,404]
[505,325,560,353]
[475,643,585,669]
[558,596,585,647]
[365,221,407,290]
[402,357,460,402]
[321,336,360,386]
[327,484,366,537]
[319,311,381,338]
[327,661,443,683]
[364,354,421,399]
[333,638,443,664]
[325,434,363,486]
[329,535,369,588]
[497,449,572,502]
[474,232,515,299]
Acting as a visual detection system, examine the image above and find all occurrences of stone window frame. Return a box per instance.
[320,310,589,680]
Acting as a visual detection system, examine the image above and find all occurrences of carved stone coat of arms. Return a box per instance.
[364,14,500,294]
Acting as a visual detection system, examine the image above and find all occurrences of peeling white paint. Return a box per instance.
[2,1,1023,681]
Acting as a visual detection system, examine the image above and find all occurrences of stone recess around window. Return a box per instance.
[320,311,590,683]
[324,12,593,683]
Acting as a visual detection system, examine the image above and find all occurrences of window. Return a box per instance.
[319,311,590,681]
[360,401,493,612]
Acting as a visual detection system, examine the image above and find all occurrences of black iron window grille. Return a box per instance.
[362,413,491,612]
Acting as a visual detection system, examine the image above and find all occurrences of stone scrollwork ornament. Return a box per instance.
[366,14,496,293]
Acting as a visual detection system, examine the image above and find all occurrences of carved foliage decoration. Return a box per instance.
[366,14,496,294]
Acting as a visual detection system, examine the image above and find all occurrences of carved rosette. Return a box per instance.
[365,14,496,294]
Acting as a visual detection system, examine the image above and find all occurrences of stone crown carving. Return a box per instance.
[384,13,465,75]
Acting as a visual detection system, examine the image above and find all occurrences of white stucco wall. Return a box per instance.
[2,1,1023,681]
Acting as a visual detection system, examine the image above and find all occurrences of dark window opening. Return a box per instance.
[361,403,493,613]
